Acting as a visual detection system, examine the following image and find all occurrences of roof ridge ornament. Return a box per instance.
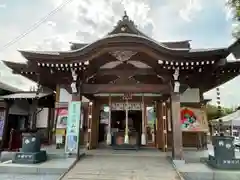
[121,11,136,27]
[123,10,129,20]
[108,10,139,35]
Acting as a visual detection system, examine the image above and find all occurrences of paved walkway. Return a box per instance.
[0,174,60,180]
[62,150,180,180]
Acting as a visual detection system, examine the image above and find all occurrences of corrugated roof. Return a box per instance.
[0,92,52,99]
[0,81,22,92]
[211,110,240,126]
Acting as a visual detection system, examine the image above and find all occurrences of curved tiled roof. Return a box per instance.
[0,81,22,92]
[70,40,191,50]
[17,12,234,61]
[19,33,229,62]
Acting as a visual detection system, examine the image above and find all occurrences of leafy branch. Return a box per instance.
[228,0,240,38]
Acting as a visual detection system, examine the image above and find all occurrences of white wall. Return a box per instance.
[59,88,72,103]
[36,108,49,128]
[180,88,200,103]
[59,87,89,103]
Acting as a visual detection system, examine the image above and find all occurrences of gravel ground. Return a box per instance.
[0,174,61,180]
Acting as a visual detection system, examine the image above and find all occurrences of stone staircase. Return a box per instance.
[62,152,181,180]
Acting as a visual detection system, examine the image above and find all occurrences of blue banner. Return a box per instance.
[65,101,81,154]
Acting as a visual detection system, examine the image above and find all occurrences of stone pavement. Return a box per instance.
[0,157,75,180]
[0,174,60,180]
[176,162,240,180]
[62,150,180,180]
[173,145,240,180]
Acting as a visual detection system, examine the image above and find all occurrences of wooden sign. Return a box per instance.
[111,102,142,111]
[123,93,132,100]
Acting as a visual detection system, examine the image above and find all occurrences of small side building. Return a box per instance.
[0,81,22,149]
[0,90,55,150]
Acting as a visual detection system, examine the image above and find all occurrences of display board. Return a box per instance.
[56,108,68,129]
[65,101,81,154]
[181,107,208,132]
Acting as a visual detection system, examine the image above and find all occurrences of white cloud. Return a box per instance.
[0,4,6,8]
[179,0,202,22]
[46,21,56,27]
[0,0,239,106]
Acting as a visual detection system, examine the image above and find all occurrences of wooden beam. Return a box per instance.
[96,68,157,76]
[82,84,170,94]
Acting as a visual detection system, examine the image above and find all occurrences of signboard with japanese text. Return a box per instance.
[65,101,81,154]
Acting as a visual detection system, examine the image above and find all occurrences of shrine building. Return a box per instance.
[3,13,240,159]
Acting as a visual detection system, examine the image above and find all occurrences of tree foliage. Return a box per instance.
[206,104,235,121]
[228,0,240,20]
[228,0,240,38]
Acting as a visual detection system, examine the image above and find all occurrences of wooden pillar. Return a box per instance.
[155,101,163,149]
[106,95,112,145]
[141,96,146,145]
[162,102,168,152]
[156,101,168,151]
[87,101,93,149]
[47,107,53,145]
[124,99,129,144]
[171,93,183,160]
[90,100,100,149]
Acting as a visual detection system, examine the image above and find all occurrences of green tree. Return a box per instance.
[228,0,240,19]
[228,0,240,38]
[206,104,235,121]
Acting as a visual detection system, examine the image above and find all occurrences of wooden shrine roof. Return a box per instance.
[2,12,240,94]
[16,12,232,61]
[18,33,229,61]
[0,81,22,93]
[70,40,192,50]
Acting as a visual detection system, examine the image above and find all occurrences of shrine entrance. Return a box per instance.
[91,94,165,150]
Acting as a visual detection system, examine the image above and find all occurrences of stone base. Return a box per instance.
[141,133,146,145]
[0,151,17,162]
[12,151,47,164]
[106,132,112,145]
[207,155,240,169]
[112,144,139,150]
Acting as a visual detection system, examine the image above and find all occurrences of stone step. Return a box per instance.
[62,155,180,180]
[0,164,66,174]
[0,151,69,162]
[0,151,16,162]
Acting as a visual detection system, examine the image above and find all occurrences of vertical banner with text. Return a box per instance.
[65,101,81,154]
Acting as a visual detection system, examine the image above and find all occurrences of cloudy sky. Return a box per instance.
[0,0,239,107]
